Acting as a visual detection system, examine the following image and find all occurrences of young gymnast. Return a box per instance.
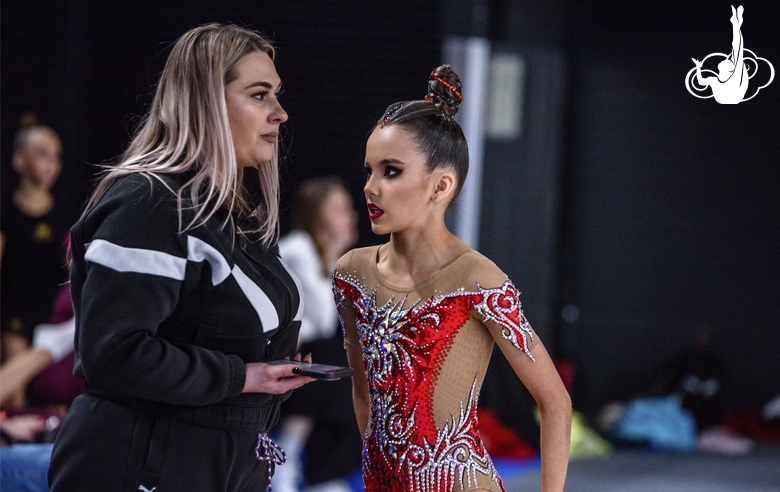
[334,65,571,492]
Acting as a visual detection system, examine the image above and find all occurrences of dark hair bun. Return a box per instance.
[18,111,40,129]
[426,65,463,118]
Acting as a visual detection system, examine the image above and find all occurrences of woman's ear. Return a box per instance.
[11,150,26,175]
[433,169,457,205]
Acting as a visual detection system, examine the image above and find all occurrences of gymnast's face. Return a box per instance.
[363,125,441,235]
[225,51,288,167]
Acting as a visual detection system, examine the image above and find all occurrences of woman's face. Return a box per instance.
[317,187,358,254]
[225,51,288,167]
[363,125,438,235]
[15,129,62,189]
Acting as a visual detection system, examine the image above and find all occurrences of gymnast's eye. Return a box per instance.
[384,166,401,178]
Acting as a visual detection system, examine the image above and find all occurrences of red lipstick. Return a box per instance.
[367,202,384,220]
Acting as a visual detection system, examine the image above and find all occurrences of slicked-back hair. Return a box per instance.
[376,65,469,203]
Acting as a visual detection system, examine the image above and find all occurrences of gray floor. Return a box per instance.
[506,444,780,492]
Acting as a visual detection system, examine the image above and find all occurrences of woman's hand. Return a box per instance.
[242,353,315,394]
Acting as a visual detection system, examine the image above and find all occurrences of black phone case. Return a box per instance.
[267,360,354,380]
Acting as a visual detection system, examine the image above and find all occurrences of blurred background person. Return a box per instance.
[1,113,74,382]
[276,177,362,492]
[0,272,81,492]
[0,281,81,420]
[281,177,359,347]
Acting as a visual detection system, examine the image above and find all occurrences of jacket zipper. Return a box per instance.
[239,243,294,343]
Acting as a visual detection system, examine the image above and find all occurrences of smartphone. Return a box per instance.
[267,360,354,380]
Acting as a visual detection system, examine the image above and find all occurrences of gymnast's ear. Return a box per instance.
[432,168,457,206]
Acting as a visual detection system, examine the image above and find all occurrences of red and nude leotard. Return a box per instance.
[333,246,535,492]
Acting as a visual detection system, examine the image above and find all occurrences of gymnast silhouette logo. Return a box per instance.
[685,5,774,104]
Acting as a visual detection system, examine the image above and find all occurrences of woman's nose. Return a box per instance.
[271,99,288,124]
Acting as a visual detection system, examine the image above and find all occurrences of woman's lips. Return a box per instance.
[367,203,384,220]
[261,132,278,143]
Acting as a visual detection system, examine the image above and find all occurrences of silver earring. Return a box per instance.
[433,196,438,206]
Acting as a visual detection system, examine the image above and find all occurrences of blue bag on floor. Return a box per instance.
[612,395,698,452]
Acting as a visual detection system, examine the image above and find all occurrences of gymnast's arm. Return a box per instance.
[338,296,369,437]
[500,332,571,492]
[334,254,370,437]
[474,266,571,492]
[345,327,369,437]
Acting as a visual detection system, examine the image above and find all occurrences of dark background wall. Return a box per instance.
[3,0,779,421]
[559,0,780,414]
[1,0,443,239]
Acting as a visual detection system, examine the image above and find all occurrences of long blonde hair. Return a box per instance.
[85,23,281,248]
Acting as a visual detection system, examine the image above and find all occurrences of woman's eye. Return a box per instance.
[253,91,268,102]
[384,166,401,177]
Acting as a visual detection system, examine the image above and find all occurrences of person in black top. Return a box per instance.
[48,23,315,492]
[1,116,73,371]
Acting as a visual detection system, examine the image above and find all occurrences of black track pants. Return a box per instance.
[49,395,270,492]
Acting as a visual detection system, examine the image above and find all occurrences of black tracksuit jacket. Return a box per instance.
[49,172,302,491]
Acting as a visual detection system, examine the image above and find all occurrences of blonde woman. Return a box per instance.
[333,65,571,492]
[49,24,314,492]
